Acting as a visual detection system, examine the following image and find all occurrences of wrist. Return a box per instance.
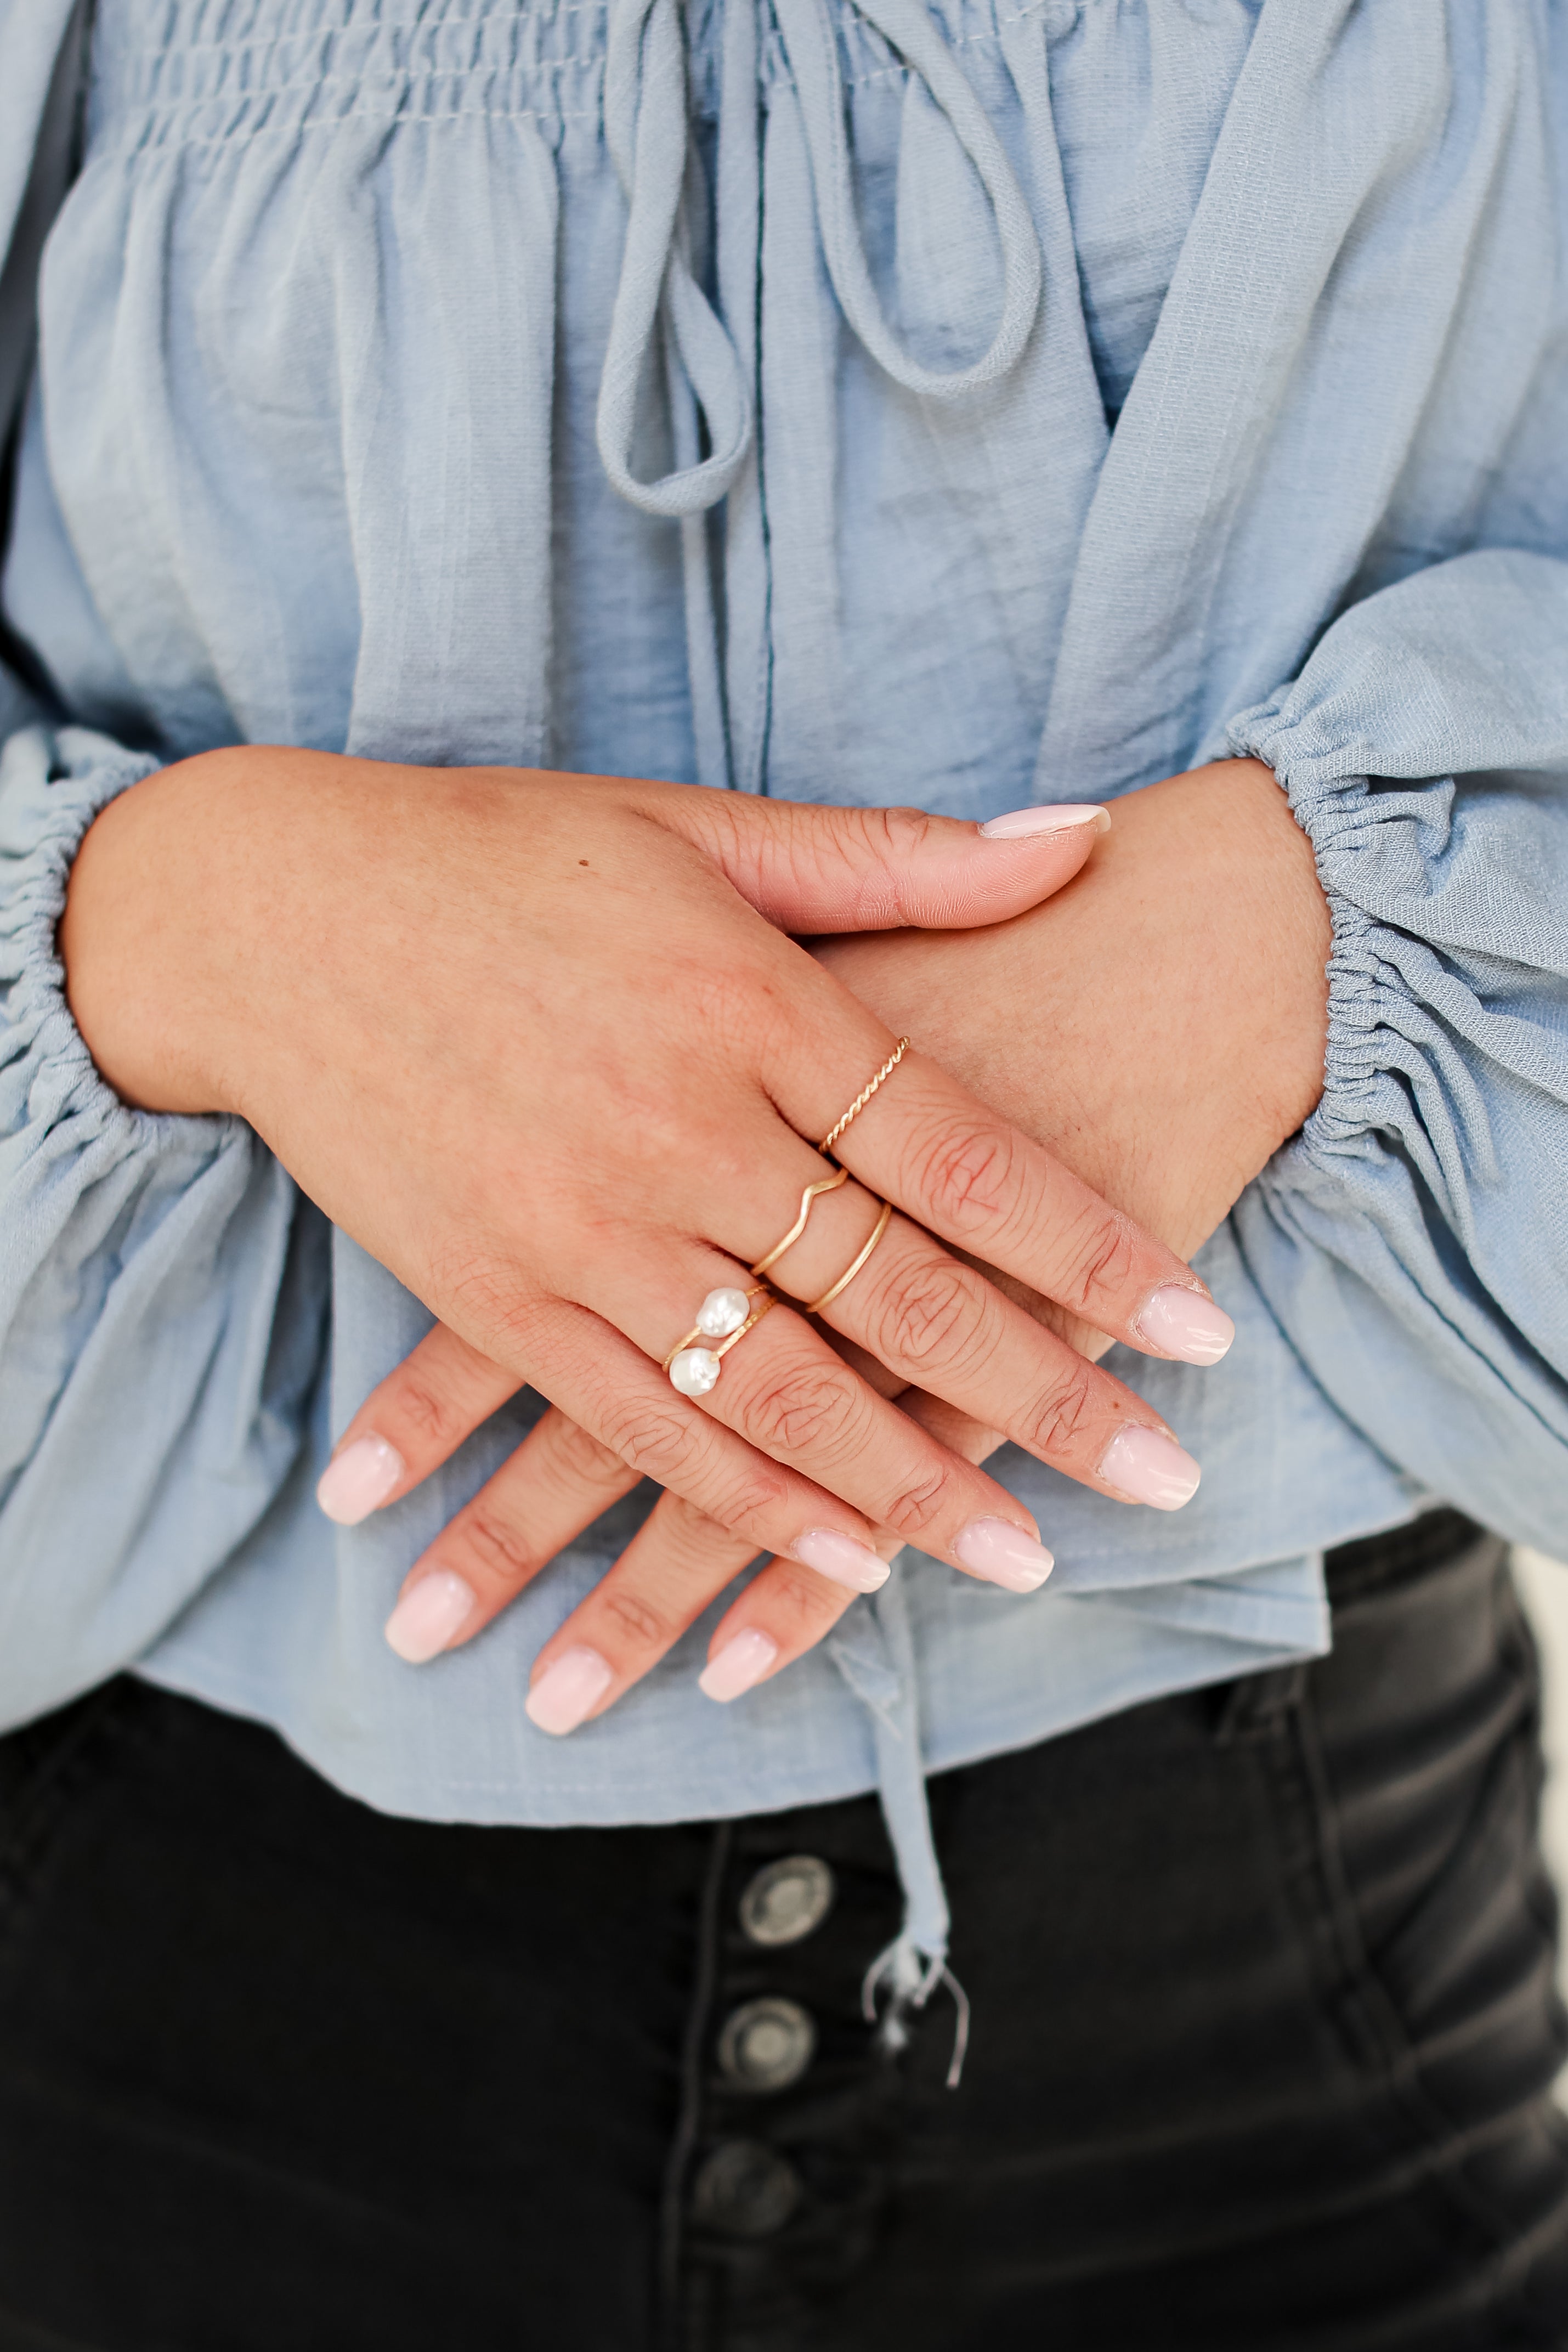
[59,746,307,1117]
[1198,754,1332,1137]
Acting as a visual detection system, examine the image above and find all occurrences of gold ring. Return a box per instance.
[819,1038,911,1158]
[750,1167,850,1278]
[665,1286,774,1396]
[805,1200,892,1316]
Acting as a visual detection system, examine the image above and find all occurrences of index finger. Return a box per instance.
[762,1024,1233,1367]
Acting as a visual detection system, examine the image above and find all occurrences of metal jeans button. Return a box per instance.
[689,2141,803,2237]
[738,1854,836,1946]
[716,1997,817,2093]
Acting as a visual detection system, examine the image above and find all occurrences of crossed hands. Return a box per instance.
[65,748,1329,1733]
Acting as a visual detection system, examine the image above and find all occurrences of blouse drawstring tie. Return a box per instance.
[599,0,1036,2071]
[597,0,1044,518]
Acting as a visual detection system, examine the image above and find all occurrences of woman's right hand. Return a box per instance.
[62,749,1224,1647]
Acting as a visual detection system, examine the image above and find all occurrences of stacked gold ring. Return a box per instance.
[749,1168,848,1279]
[665,1285,774,1396]
[818,1037,910,1158]
[667,1041,913,1396]
[804,1198,893,1316]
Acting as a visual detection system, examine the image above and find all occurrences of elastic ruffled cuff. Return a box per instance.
[1226,696,1501,1209]
[0,721,236,1164]
[1227,546,1568,1185]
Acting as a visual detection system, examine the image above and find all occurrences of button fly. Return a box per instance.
[717,1996,817,2093]
[738,1854,835,1946]
[689,2141,803,2237]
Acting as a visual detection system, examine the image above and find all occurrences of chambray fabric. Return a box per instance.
[1,0,1566,1962]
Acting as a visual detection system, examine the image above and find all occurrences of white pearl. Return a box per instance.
[695,1287,750,1339]
[670,1347,721,1397]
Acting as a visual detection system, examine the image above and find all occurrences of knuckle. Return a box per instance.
[1020,1366,1100,1460]
[604,1591,670,1648]
[656,1491,754,1570]
[867,1257,990,1377]
[879,1466,950,1541]
[847,806,935,919]
[1060,1213,1138,1319]
[767,1567,842,1630]
[738,1360,864,1458]
[867,804,936,861]
[597,1398,703,1485]
[394,1379,461,1446]
[916,1122,1021,1237]
[704,1460,794,1534]
[675,957,785,1071]
[550,1416,636,1494]
[461,1511,534,1583]
[429,1251,552,1362]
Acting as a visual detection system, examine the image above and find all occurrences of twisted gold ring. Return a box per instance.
[819,1038,911,1158]
[665,1286,774,1396]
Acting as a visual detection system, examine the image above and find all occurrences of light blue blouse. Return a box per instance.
[2,0,1567,1976]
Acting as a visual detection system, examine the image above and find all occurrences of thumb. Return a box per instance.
[648,790,1112,933]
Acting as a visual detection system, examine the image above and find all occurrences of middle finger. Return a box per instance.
[683,1171,1204,1516]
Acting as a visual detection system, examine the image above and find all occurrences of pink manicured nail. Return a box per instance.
[1135,1284,1236,1366]
[791,1530,891,1593]
[978,804,1111,839]
[1100,1426,1202,1510]
[384,1571,476,1664]
[954,1519,1054,1592]
[316,1434,404,1525]
[698,1628,780,1704]
[525,1646,614,1735]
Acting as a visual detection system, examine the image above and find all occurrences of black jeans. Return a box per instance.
[1,1514,1565,2350]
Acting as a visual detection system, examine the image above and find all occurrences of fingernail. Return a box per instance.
[978,804,1111,839]
[525,1646,615,1736]
[1135,1284,1236,1366]
[384,1570,476,1664]
[698,1628,781,1704]
[316,1434,404,1525]
[1099,1425,1202,1510]
[791,1530,892,1593]
[953,1518,1055,1592]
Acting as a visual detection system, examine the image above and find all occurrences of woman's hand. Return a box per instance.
[63,751,1227,1728]
[315,758,1317,1722]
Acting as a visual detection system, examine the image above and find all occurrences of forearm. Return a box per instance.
[815,757,1332,1268]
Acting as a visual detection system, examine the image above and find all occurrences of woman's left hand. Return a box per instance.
[333,758,1332,1714]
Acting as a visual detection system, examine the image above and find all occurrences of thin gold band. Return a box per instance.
[662,1287,774,1375]
[819,1037,911,1158]
[750,1167,850,1279]
[806,1200,893,1316]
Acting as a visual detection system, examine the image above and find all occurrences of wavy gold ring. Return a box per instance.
[805,1200,893,1317]
[750,1167,850,1279]
[665,1286,774,1396]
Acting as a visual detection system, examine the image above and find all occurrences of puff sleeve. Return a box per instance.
[1229,549,1568,1554]
[0,3,327,1721]
[0,722,329,1719]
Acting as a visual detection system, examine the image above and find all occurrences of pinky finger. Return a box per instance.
[696,1530,904,1705]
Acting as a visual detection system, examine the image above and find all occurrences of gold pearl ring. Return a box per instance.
[665,1286,774,1396]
